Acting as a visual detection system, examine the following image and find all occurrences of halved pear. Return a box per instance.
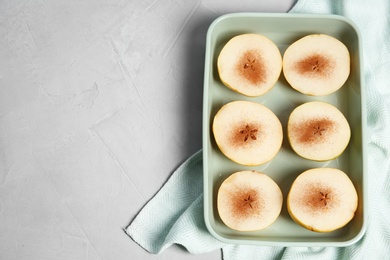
[218,170,283,231]
[287,101,351,161]
[283,34,350,96]
[217,34,282,97]
[287,168,358,232]
[212,100,283,166]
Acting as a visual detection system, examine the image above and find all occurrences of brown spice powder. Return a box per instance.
[301,184,338,215]
[229,122,261,147]
[294,53,334,78]
[294,118,334,145]
[229,187,263,219]
[236,50,266,85]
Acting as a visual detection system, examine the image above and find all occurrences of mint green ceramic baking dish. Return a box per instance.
[202,13,367,246]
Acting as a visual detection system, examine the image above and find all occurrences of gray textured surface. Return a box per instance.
[0,1,296,259]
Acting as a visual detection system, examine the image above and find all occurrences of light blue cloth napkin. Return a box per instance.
[126,0,390,258]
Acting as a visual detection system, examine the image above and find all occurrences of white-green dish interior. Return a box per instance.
[202,13,367,246]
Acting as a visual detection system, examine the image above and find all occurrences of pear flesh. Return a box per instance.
[218,34,282,97]
[283,34,350,96]
[213,100,283,166]
[287,168,358,232]
[218,170,283,231]
[287,101,351,161]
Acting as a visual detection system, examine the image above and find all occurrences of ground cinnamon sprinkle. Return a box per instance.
[236,50,266,85]
[295,53,334,78]
[229,122,261,147]
[301,184,338,215]
[229,186,262,219]
[294,118,334,145]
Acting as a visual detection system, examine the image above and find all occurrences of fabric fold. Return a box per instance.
[125,150,225,254]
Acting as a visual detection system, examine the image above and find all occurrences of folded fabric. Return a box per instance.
[126,150,226,254]
[126,0,390,259]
